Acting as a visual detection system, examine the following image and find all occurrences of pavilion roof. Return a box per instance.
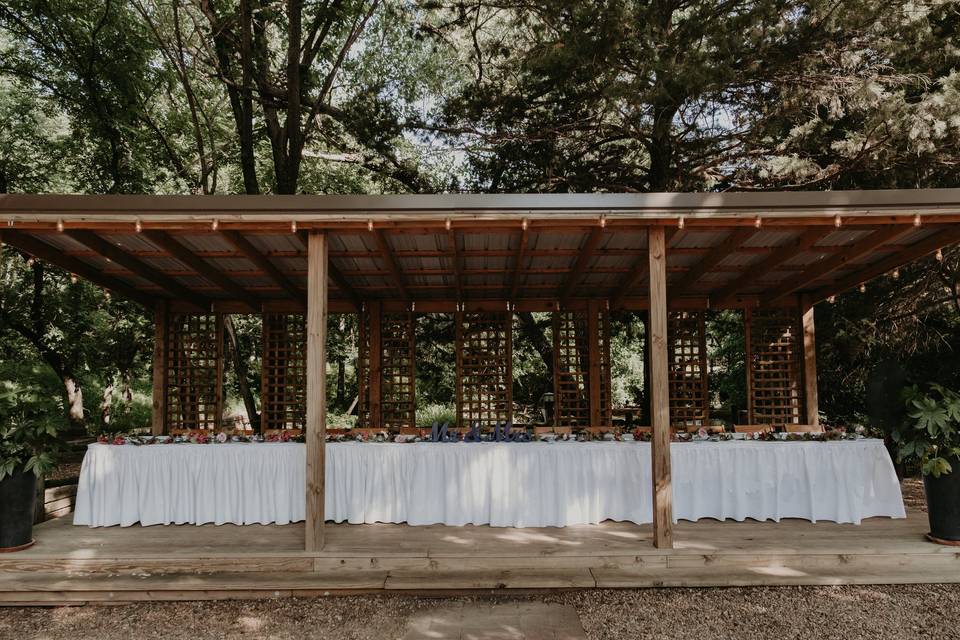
[1,190,958,313]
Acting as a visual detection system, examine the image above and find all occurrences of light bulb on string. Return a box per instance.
[936,248,944,262]
[56,219,64,232]
[914,214,922,227]
[211,219,219,231]
[135,219,143,233]
[677,216,685,229]
[834,215,842,228]
[892,269,899,280]
[26,257,35,267]
[828,295,836,304]
[754,217,762,229]
[859,283,866,293]
[290,220,297,234]
[70,273,78,284]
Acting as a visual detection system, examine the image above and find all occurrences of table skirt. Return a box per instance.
[74,440,905,528]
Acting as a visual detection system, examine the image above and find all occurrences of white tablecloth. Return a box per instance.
[74,440,905,528]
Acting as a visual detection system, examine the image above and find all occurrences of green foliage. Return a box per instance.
[0,379,64,481]
[417,403,456,428]
[889,384,960,477]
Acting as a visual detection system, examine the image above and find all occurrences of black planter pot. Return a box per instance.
[0,467,37,552]
[924,459,960,545]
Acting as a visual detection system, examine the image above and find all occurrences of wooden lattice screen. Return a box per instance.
[165,313,223,432]
[261,313,306,431]
[747,308,803,424]
[456,312,512,427]
[553,309,611,427]
[667,311,709,428]
[358,305,416,429]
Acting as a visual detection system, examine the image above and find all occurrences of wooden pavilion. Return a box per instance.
[1,189,959,601]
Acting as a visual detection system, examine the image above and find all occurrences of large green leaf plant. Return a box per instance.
[0,381,62,482]
[892,384,960,478]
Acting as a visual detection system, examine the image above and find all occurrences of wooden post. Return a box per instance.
[800,295,819,426]
[151,301,168,435]
[587,300,602,427]
[744,307,754,425]
[368,300,382,428]
[648,226,673,549]
[455,311,464,428]
[305,232,328,552]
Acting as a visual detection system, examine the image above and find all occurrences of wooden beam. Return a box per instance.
[712,227,834,308]
[647,226,673,549]
[508,228,529,300]
[66,230,208,310]
[373,229,410,301]
[448,228,463,301]
[143,231,257,311]
[559,228,604,305]
[305,232,328,552]
[610,228,679,310]
[297,230,361,310]
[800,295,819,427]
[810,226,960,302]
[3,231,156,308]
[588,300,602,427]
[671,228,757,297]
[221,230,305,309]
[151,301,168,436]
[762,226,914,305]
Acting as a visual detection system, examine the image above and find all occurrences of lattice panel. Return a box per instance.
[668,311,709,428]
[456,312,512,427]
[553,312,590,427]
[165,313,223,431]
[261,313,306,431]
[380,312,416,429]
[596,308,613,428]
[749,308,803,424]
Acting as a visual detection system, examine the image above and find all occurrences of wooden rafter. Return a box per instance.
[296,231,361,309]
[448,228,463,301]
[3,231,155,308]
[144,230,258,311]
[65,230,208,310]
[671,228,757,297]
[762,226,915,305]
[609,228,679,309]
[508,227,529,300]
[559,227,604,305]
[711,227,834,308]
[810,226,960,302]
[221,230,305,309]
[373,229,410,301]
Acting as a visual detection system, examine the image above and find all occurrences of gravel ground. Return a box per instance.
[3,585,960,640]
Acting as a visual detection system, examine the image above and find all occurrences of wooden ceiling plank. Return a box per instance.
[373,229,410,301]
[671,228,758,298]
[448,228,463,301]
[609,227,680,310]
[559,227,604,305]
[65,229,208,310]
[221,230,305,310]
[711,227,834,308]
[810,226,960,303]
[762,225,916,305]
[509,228,530,300]
[3,231,156,308]
[296,231,361,311]
[143,230,257,311]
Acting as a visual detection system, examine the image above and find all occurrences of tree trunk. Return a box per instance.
[336,358,346,408]
[223,315,261,433]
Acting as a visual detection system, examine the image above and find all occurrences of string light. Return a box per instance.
[367,219,374,232]
[70,274,78,284]
[892,269,900,280]
[678,216,685,230]
[211,219,219,231]
[754,217,762,229]
[290,220,297,234]
[834,215,843,228]
[56,219,64,232]
[599,215,607,229]
[828,295,836,304]
[521,218,528,231]
[936,248,944,262]
[104,290,111,301]
[26,257,35,267]
[859,283,867,293]
[914,214,922,227]
[135,219,143,233]
[445,218,452,231]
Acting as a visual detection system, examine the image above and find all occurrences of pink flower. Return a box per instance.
[216,432,227,443]
[697,427,708,439]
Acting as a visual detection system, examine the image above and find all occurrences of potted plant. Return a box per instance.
[889,383,960,545]
[0,383,61,552]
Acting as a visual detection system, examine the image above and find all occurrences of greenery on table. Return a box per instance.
[0,380,63,481]
[0,1,958,436]
[889,385,960,477]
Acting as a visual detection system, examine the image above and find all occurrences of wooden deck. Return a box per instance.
[1,510,957,604]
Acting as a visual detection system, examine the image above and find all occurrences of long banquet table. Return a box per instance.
[73,439,906,528]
